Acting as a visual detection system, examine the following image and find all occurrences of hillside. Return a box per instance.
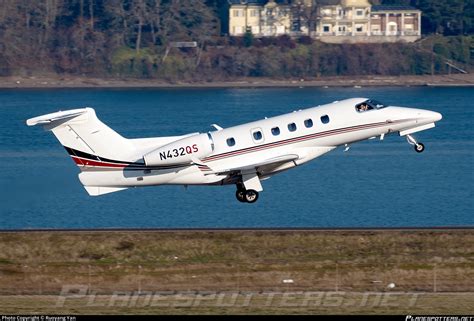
[0,1,472,80]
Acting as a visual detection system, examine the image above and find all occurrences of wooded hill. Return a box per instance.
[0,0,472,79]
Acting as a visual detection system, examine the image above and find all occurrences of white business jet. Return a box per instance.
[27,98,442,203]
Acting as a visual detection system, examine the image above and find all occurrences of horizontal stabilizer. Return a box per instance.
[83,186,128,196]
[26,108,88,127]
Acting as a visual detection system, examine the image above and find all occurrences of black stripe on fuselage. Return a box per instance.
[64,146,98,161]
[64,146,189,171]
[64,146,141,165]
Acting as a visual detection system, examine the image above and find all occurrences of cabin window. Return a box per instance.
[320,115,330,124]
[226,137,236,147]
[288,123,297,132]
[271,127,280,136]
[253,130,263,141]
[304,119,313,128]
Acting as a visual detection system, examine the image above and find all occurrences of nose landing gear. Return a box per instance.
[406,134,425,153]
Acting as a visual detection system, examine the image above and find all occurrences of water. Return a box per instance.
[0,86,473,229]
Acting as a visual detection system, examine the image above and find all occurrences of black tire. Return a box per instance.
[415,143,425,153]
[236,189,246,203]
[244,189,259,203]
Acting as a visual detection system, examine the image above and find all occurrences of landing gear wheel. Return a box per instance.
[244,189,259,203]
[236,189,246,203]
[414,143,425,153]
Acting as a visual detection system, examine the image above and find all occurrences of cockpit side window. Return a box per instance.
[355,102,373,112]
[368,99,386,109]
[355,99,387,112]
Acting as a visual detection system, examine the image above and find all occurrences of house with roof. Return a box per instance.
[370,5,421,37]
[228,0,421,43]
[229,0,292,37]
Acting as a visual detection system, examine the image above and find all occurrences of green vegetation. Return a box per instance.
[104,36,472,80]
[0,1,472,80]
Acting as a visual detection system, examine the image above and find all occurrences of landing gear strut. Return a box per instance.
[235,184,259,203]
[406,134,425,153]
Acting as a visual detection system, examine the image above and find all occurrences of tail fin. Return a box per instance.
[27,108,137,161]
[27,108,136,196]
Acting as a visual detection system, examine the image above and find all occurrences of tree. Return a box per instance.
[243,29,254,47]
[160,0,218,44]
[292,0,320,36]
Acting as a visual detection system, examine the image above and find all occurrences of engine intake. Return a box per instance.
[143,133,214,166]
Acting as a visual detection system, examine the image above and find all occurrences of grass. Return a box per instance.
[0,230,472,314]
[0,293,473,315]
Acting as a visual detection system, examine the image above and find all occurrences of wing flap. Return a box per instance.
[208,154,299,176]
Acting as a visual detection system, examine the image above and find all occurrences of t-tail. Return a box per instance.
[26,108,136,196]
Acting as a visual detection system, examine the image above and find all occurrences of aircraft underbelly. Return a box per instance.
[78,166,223,187]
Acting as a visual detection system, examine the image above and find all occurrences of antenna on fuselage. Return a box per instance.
[211,124,223,131]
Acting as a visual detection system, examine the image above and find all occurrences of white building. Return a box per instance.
[228,0,422,43]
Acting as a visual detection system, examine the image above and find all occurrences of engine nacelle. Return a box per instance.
[143,133,214,166]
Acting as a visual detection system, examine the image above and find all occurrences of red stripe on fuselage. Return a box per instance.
[72,156,85,166]
[71,156,127,168]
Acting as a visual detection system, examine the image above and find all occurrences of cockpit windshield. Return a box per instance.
[355,99,387,112]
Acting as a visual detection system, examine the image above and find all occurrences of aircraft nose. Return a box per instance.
[430,111,443,122]
[418,110,442,122]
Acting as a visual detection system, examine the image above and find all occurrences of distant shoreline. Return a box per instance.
[0,74,473,89]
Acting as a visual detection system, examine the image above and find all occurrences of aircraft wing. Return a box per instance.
[203,154,299,176]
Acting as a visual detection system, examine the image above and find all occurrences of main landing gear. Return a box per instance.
[235,172,263,203]
[406,134,425,153]
[235,181,260,203]
[236,187,259,203]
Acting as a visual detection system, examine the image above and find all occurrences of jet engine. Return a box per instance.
[143,133,214,166]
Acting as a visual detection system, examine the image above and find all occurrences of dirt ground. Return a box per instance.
[0,229,472,314]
